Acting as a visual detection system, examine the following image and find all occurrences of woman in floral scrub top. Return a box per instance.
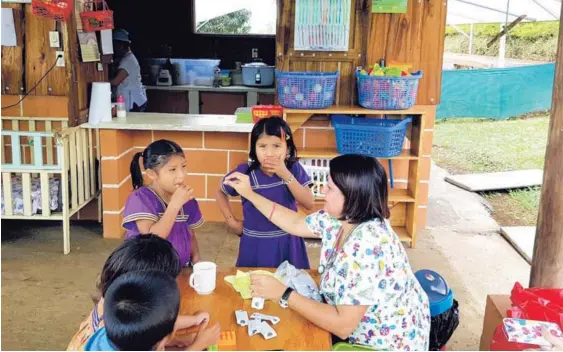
[223,154,430,351]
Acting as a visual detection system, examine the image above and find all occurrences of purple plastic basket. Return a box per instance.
[276,71,339,109]
[357,71,422,110]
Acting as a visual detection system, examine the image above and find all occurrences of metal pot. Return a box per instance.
[242,62,275,87]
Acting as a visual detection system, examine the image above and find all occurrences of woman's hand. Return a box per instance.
[263,156,292,181]
[250,274,287,302]
[223,172,254,199]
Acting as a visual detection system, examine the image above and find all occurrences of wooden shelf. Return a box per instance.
[284,105,431,116]
[299,148,418,160]
[395,226,412,243]
[314,189,415,203]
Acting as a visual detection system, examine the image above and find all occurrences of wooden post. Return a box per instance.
[529,11,563,288]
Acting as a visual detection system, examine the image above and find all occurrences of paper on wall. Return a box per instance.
[1,8,17,47]
[100,29,113,55]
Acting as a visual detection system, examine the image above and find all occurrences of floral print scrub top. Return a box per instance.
[306,211,431,351]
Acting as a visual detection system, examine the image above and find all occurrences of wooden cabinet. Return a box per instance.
[258,93,275,105]
[146,90,189,113]
[200,92,246,114]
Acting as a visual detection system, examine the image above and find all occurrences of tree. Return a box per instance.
[196,9,251,34]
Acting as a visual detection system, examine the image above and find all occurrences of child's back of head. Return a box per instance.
[97,233,182,299]
[103,270,180,351]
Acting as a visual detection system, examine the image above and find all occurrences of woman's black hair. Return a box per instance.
[329,154,390,224]
[248,116,297,172]
[97,234,182,298]
[130,139,184,189]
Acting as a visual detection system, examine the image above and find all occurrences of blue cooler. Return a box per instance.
[415,269,454,316]
[415,270,459,351]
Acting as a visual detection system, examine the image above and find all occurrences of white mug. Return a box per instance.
[189,261,217,295]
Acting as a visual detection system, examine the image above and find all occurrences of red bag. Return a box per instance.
[490,282,563,351]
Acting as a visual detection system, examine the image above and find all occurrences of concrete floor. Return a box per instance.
[0,163,531,351]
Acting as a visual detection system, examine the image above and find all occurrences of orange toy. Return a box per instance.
[208,331,237,351]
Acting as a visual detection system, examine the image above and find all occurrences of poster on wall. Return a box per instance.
[294,0,351,52]
[78,32,100,62]
[371,0,408,13]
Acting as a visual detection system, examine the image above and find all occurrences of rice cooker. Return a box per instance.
[242,62,275,87]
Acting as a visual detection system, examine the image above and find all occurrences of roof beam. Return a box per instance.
[487,14,527,47]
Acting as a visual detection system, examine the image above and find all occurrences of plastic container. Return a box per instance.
[170,59,220,86]
[80,0,114,32]
[235,107,253,123]
[357,70,422,110]
[276,71,339,109]
[299,158,330,198]
[331,115,411,158]
[251,105,283,123]
[116,94,126,118]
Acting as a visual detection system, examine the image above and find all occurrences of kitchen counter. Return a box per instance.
[145,85,275,93]
[82,112,254,133]
[145,85,275,114]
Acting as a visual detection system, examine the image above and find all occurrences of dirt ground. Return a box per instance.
[2,168,530,352]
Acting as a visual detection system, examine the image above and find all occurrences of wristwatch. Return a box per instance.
[279,287,294,308]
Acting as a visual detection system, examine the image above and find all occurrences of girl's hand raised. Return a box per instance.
[223,172,254,198]
[263,156,291,180]
[170,184,194,209]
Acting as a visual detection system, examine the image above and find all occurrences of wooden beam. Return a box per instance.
[486,15,527,48]
[529,10,563,288]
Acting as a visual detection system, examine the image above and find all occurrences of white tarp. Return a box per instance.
[447,0,561,24]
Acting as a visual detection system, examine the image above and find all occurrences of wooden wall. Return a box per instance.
[1,3,107,126]
[277,0,447,106]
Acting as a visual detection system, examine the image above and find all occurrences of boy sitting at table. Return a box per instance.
[85,270,219,351]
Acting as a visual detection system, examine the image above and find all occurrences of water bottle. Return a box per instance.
[116,94,127,118]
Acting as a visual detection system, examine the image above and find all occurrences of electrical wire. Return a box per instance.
[1,54,63,110]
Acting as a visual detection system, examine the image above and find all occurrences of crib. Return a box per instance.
[1,119,101,254]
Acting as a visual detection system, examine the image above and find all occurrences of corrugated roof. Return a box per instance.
[447,0,561,24]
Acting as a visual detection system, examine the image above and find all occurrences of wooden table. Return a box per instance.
[177,267,332,351]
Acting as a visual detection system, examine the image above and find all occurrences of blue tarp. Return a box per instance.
[437,63,555,119]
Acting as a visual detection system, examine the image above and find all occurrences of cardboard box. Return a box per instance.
[479,294,512,351]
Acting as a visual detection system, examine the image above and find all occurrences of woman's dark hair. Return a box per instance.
[97,234,181,299]
[248,116,297,172]
[104,270,179,351]
[329,154,390,224]
[130,139,184,189]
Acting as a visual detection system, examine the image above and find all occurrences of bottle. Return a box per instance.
[116,94,127,118]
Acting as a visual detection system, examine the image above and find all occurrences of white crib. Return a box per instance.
[1,120,101,254]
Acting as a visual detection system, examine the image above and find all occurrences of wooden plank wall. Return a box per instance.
[277,0,447,106]
[368,0,447,104]
[1,3,108,125]
[1,3,25,95]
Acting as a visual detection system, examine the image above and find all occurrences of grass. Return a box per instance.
[433,116,550,226]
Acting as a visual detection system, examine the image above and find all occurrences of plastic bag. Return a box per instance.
[429,300,459,351]
[274,261,323,302]
[490,282,563,351]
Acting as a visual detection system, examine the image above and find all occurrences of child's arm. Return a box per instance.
[263,157,314,210]
[216,190,243,235]
[136,185,194,239]
[174,312,209,330]
[190,230,201,264]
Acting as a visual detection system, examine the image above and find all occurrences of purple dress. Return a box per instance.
[122,187,204,267]
[222,162,312,269]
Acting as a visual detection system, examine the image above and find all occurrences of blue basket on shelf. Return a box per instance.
[276,71,339,109]
[332,115,412,188]
[357,71,422,110]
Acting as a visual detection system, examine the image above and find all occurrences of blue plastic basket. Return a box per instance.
[357,71,422,110]
[331,115,412,158]
[276,71,339,109]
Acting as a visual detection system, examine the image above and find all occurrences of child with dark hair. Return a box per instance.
[216,117,314,269]
[123,139,204,267]
[67,235,218,351]
[224,154,430,351]
[85,270,179,351]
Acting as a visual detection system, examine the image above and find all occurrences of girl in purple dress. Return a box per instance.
[122,139,204,267]
[216,117,314,269]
